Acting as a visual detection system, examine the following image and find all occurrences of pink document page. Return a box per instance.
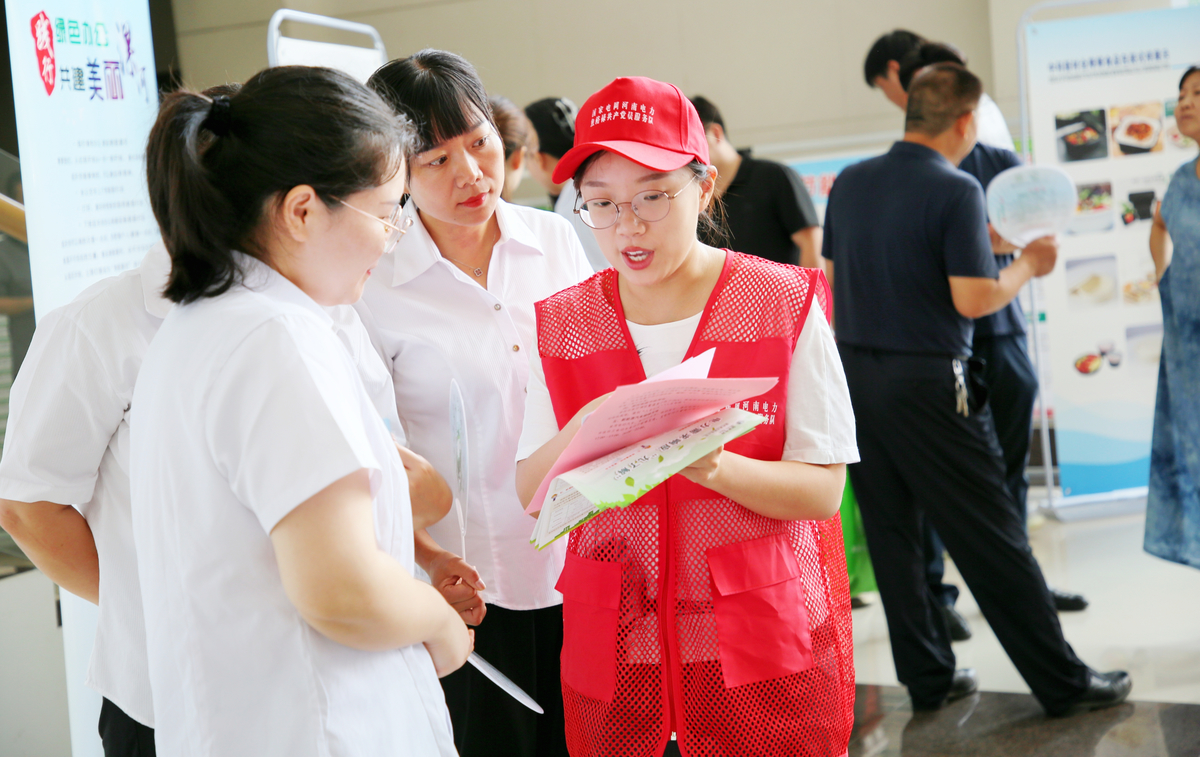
[525,349,777,514]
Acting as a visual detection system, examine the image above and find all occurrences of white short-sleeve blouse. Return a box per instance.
[355,199,593,611]
[130,256,454,757]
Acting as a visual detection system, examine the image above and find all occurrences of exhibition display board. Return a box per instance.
[5,0,159,321]
[5,2,158,755]
[788,152,881,224]
[1025,5,1200,500]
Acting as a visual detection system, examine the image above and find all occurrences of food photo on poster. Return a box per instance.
[1067,181,1114,234]
[1065,254,1119,310]
[1055,109,1108,162]
[1125,323,1164,376]
[1108,102,1165,157]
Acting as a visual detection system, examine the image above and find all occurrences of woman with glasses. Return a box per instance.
[357,50,592,757]
[515,77,857,757]
[125,66,469,755]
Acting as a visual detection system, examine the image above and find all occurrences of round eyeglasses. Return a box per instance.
[339,200,414,254]
[574,175,699,230]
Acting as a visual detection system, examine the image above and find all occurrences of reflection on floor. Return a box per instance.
[849,509,1200,755]
[849,683,1200,757]
[853,511,1200,705]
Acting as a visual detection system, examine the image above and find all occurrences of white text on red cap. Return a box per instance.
[590,102,655,128]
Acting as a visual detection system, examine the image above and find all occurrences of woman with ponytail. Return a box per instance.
[128,66,467,756]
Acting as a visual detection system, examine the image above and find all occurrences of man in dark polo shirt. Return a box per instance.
[689,96,821,268]
[823,62,1130,715]
[898,44,1090,625]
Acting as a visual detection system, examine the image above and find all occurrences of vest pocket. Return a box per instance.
[555,552,623,702]
[706,533,815,688]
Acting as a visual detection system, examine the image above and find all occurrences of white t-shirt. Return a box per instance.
[355,199,593,611]
[130,256,453,757]
[555,183,610,272]
[0,245,171,726]
[517,300,860,466]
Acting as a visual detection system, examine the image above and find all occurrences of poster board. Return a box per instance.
[786,151,881,224]
[5,2,158,755]
[1025,5,1200,499]
[7,1,160,322]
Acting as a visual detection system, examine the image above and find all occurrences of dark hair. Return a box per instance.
[524,97,577,159]
[689,96,725,132]
[898,42,967,92]
[573,155,727,243]
[1182,65,1200,90]
[864,29,926,87]
[145,66,412,304]
[368,49,495,156]
[489,95,533,160]
[904,62,983,137]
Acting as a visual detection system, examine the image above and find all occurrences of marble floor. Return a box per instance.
[849,508,1200,755]
[848,683,1200,757]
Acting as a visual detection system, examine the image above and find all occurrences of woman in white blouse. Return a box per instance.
[358,50,592,757]
[129,66,469,756]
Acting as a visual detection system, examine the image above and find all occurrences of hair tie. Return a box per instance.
[203,95,233,137]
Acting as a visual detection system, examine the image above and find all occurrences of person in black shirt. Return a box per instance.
[824,62,1130,716]
[690,96,821,268]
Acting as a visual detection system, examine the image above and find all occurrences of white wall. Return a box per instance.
[172,0,997,153]
[172,0,1179,166]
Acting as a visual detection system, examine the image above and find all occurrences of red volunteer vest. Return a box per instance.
[537,252,854,757]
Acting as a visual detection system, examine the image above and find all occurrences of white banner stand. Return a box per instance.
[1016,0,1197,520]
[267,10,388,83]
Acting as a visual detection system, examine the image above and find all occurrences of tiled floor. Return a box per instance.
[849,507,1200,755]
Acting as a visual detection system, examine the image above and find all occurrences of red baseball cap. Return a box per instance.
[551,76,710,185]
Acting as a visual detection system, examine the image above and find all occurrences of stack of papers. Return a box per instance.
[527,350,776,550]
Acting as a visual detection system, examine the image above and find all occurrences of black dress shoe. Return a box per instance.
[940,603,972,641]
[1050,670,1132,717]
[1050,587,1089,612]
[912,668,979,711]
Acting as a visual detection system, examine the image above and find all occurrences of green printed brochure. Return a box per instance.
[530,407,763,550]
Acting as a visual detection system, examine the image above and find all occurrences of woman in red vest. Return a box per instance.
[516,77,858,757]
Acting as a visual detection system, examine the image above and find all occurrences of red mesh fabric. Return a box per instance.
[698,255,829,343]
[672,503,854,756]
[538,254,853,757]
[537,271,627,361]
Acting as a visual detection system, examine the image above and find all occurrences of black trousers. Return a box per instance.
[98,698,155,757]
[441,603,567,757]
[923,333,1040,604]
[839,345,1089,713]
[973,333,1040,524]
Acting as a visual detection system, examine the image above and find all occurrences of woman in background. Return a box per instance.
[1145,65,1200,571]
[490,95,534,202]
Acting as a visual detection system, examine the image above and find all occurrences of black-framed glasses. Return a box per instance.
[339,200,413,254]
[574,175,699,230]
